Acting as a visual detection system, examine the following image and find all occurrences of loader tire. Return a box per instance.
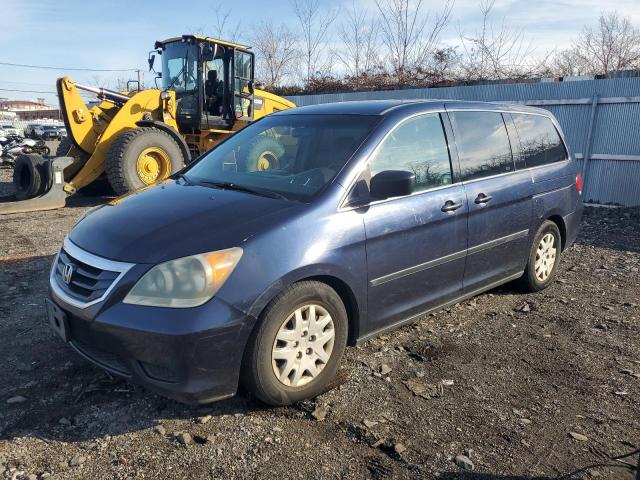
[55,137,76,157]
[241,136,285,172]
[12,154,49,200]
[106,127,185,196]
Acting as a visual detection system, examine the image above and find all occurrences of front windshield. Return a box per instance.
[162,41,199,115]
[184,114,380,201]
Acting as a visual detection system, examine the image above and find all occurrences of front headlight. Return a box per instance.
[123,247,243,308]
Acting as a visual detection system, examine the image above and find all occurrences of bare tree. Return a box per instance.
[551,47,590,77]
[457,0,548,80]
[211,6,242,43]
[89,75,109,88]
[336,2,380,85]
[250,22,299,88]
[291,0,339,83]
[375,0,454,82]
[557,11,640,76]
[188,7,242,42]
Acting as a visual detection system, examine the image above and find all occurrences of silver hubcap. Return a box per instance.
[271,304,335,387]
[534,232,557,282]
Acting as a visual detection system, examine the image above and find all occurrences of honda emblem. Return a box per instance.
[62,263,74,285]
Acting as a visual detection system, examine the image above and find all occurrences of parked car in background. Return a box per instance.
[23,123,42,138]
[47,100,583,406]
[1,125,21,137]
[32,125,61,140]
[41,126,66,140]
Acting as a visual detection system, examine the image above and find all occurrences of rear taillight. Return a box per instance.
[575,173,583,195]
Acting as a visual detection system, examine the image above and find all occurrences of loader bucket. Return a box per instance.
[0,156,73,214]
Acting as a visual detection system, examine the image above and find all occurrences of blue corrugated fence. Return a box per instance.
[286,77,640,206]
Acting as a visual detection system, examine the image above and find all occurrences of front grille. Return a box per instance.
[54,248,120,302]
[71,340,131,376]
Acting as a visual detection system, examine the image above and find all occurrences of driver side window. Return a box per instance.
[369,113,452,192]
[234,51,253,119]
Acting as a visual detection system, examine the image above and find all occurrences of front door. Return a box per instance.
[360,113,468,337]
[447,108,533,291]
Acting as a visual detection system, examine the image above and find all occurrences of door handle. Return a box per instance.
[474,193,493,204]
[441,200,463,212]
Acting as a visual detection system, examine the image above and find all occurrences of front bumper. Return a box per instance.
[48,286,254,405]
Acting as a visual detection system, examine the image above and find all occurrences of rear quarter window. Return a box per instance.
[511,113,567,168]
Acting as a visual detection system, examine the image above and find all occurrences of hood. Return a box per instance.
[69,179,302,264]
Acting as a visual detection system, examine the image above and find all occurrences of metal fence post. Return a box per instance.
[580,93,599,200]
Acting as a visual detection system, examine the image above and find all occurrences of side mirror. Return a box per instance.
[370,170,415,200]
[248,80,255,94]
[202,44,217,61]
[148,53,156,72]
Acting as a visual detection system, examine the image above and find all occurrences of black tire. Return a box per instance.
[12,154,49,200]
[241,281,348,406]
[241,136,285,171]
[55,136,76,157]
[105,127,185,196]
[518,220,562,292]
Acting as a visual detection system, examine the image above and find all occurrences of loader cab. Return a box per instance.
[155,35,255,134]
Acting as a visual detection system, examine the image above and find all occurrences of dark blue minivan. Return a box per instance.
[47,100,583,405]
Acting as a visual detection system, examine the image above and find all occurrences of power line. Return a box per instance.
[0,88,94,100]
[0,88,56,94]
[0,61,139,72]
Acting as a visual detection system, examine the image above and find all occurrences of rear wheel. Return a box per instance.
[106,127,185,195]
[519,220,562,292]
[241,281,348,406]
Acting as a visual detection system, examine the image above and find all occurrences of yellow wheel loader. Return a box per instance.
[0,35,295,214]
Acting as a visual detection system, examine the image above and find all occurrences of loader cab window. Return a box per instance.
[234,51,253,120]
[162,42,199,117]
[203,57,224,117]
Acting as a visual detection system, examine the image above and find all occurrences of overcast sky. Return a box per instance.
[1,0,639,105]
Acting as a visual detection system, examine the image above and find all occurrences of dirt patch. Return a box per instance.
[0,202,638,479]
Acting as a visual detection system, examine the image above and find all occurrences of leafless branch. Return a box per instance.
[291,0,339,82]
[375,0,454,81]
[555,11,640,76]
[336,1,380,84]
[457,0,547,80]
[250,22,299,88]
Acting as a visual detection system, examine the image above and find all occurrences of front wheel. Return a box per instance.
[519,220,562,292]
[106,127,185,196]
[241,281,348,406]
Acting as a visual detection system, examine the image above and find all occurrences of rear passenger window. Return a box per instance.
[449,111,514,181]
[369,113,452,192]
[511,113,567,168]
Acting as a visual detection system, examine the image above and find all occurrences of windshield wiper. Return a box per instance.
[197,181,288,200]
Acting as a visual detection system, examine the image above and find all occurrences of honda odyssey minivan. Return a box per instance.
[47,100,583,406]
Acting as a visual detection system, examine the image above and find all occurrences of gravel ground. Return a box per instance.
[0,165,639,480]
